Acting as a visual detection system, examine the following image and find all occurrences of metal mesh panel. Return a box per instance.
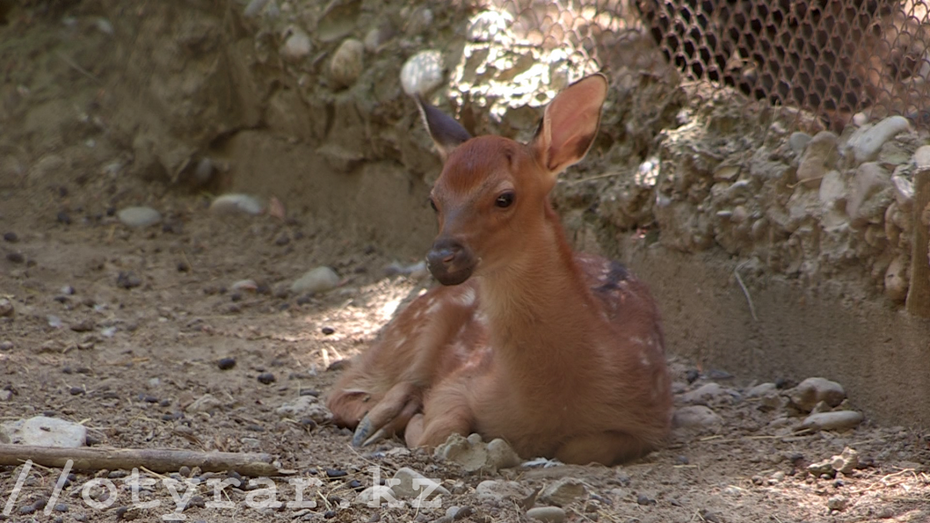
[479,0,930,131]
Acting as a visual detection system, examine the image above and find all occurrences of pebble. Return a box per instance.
[281,28,312,61]
[391,467,449,500]
[321,326,335,335]
[0,416,86,447]
[330,38,364,87]
[209,194,264,215]
[6,252,24,263]
[364,23,394,53]
[0,298,13,317]
[672,405,723,429]
[69,319,95,332]
[539,478,586,506]
[788,132,812,154]
[3,232,17,242]
[831,447,860,474]
[915,144,930,170]
[788,377,846,412]
[827,496,848,511]
[217,357,236,370]
[290,266,340,294]
[745,382,777,397]
[0,390,11,401]
[256,372,276,385]
[526,506,566,523]
[848,116,909,163]
[276,396,332,423]
[799,411,864,432]
[117,206,162,228]
[57,211,72,224]
[636,493,657,505]
[885,255,909,302]
[116,271,142,289]
[796,131,838,185]
[475,480,528,503]
[400,50,444,96]
[433,433,520,472]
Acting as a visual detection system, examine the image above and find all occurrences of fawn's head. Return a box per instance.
[417,74,608,286]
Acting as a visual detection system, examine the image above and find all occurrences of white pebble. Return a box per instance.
[330,38,364,87]
[526,506,566,523]
[290,266,340,294]
[800,411,864,432]
[281,28,312,61]
[210,194,264,215]
[400,50,444,96]
[117,206,163,228]
[848,116,910,163]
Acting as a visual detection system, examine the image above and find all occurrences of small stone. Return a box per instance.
[3,232,18,242]
[789,377,846,412]
[788,132,812,154]
[364,23,394,52]
[217,358,236,370]
[290,266,340,294]
[330,38,364,87]
[0,298,13,317]
[6,252,24,263]
[116,272,142,289]
[117,207,162,228]
[69,386,84,395]
[69,320,95,333]
[209,194,264,216]
[800,411,864,432]
[400,50,444,96]
[848,116,909,163]
[475,480,528,503]
[281,28,312,61]
[680,383,733,404]
[745,383,777,397]
[0,416,86,447]
[830,447,859,474]
[486,438,521,470]
[796,131,838,186]
[636,493,656,506]
[193,157,214,185]
[827,496,847,511]
[275,396,332,424]
[673,405,722,430]
[539,478,586,507]
[391,467,449,500]
[57,211,72,225]
[257,372,276,385]
[325,469,347,478]
[0,390,12,401]
[321,326,335,335]
[526,506,566,523]
[230,279,258,292]
[885,255,909,302]
[847,162,892,227]
[915,145,930,169]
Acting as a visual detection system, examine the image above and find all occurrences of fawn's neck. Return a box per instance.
[477,209,598,362]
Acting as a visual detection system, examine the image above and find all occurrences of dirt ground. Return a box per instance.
[2,1,930,522]
[2,158,930,523]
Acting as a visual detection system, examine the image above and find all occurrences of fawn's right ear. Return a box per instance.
[415,95,472,162]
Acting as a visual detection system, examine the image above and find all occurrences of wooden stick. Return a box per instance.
[0,445,279,477]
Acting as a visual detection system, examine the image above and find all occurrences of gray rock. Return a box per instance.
[290,266,340,294]
[117,206,162,228]
[788,377,846,412]
[0,298,13,317]
[0,390,11,402]
[847,162,892,227]
[800,411,864,431]
[330,38,364,87]
[364,23,394,53]
[355,485,398,507]
[210,194,264,215]
[281,28,312,61]
[819,170,848,230]
[831,447,859,474]
[848,116,909,163]
[275,396,332,424]
[391,467,449,501]
[0,416,86,447]
[827,496,848,511]
[400,50,444,97]
[434,433,520,472]
[884,255,909,302]
[745,382,777,398]
[915,144,930,169]
[526,506,566,523]
[672,405,722,429]
[796,131,838,186]
[475,480,528,503]
[680,383,738,404]
[539,478,586,507]
[788,132,812,154]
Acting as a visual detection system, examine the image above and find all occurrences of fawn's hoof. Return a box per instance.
[351,414,388,447]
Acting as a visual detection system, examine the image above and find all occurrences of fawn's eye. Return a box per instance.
[495,191,515,208]
[429,198,439,213]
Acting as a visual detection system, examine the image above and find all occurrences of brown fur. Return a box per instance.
[326,74,672,465]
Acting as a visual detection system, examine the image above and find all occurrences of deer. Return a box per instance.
[325,73,672,466]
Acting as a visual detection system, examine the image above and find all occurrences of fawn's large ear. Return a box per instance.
[415,95,472,162]
[532,73,608,178]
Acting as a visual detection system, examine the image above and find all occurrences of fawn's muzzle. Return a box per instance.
[427,238,475,286]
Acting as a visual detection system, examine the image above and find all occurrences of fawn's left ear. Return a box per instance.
[415,95,473,162]
[533,74,608,180]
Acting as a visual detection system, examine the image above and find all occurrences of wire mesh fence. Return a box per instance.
[477,0,930,132]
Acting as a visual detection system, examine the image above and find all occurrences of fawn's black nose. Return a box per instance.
[427,238,475,285]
